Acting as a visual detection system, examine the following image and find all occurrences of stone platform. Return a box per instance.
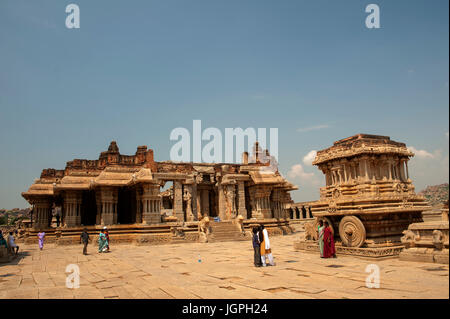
[17,219,293,247]
[1,233,448,299]
[293,241,404,259]
[399,219,449,264]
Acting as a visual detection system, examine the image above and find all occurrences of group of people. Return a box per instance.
[0,230,20,256]
[29,227,110,255]
[252,225,275,267]
[317,220,336,258]
[78,226,110,255]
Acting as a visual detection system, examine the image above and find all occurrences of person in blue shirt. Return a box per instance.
[0,231,8,248]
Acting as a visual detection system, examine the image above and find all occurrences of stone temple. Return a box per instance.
[21,141,296,244]
[295,134,431,257]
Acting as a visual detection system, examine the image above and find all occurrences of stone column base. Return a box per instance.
[142,213,160,224]
[65,216,81,227]
[102,213,115,225]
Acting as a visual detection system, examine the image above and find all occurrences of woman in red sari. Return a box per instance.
[323,221,336,258]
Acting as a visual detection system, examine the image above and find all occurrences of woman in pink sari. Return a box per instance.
[37,231,45,250]
[322,221,336,258]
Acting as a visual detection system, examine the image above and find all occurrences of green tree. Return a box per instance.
[0,214,8,225]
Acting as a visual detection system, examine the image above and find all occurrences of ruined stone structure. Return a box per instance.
[399,200,449,264]
[295,134,431,257]
[288,202,314,220]
[21,141,296,244]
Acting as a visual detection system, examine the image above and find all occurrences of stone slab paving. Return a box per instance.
[0,234,448,299]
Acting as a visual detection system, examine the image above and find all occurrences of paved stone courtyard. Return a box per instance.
[0,234,448,299]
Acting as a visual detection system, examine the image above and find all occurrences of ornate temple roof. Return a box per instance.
[313,134,414,165]
[22,141,297,202]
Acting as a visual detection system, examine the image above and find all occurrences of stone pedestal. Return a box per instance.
[399,220,449,264]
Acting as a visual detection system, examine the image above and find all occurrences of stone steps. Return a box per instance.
[208,221,249,243]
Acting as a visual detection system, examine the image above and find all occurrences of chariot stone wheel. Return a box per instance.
[338,215,366,248]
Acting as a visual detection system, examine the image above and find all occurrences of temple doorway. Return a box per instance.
[117,187,136,224]
[81,190,97,226]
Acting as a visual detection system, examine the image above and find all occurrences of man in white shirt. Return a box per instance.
[7,232,19,255]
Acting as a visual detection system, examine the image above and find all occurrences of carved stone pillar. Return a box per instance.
[342,163,348,183]
[271,189,283,219]
[388,160,393,180]
[363,157,370,181]
[183,185,195,222]
[237,181,247,218]
[135,190,142,224]
[173,181,184,222]
[249,186,271,219]
[191,182,198,221]
[218,183,227,220]
[64,191,82,227]
[141,183,161,224]
[398,160,406,182]
[97,187,118,226]
[196,188,202,219]
[224,184,236,220]
[33,197,52,229]
[95,195,102,225]
[405,160,410,180]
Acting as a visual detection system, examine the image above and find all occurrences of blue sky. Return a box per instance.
[0,0,448,209]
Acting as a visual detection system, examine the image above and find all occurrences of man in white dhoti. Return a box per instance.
[259,225,275,266]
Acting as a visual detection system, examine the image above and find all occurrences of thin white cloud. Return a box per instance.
[407,146,434,159]
[303,150,317,166]
[296,124,330,133]
[288,164,315,180]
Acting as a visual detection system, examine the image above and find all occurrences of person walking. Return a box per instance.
[259,225,275,266]
[80,228,90,255]
[55,207,61,227]
[37,230,45,250]
[252,227,262,267]
[98,229,108,253]
[103,226,110,252]
[323,221,336,258]
[317,220,325,258]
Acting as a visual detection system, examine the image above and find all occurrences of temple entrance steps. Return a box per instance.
[208,220,249,243]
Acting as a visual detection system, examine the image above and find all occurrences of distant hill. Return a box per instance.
[418,183,449,208]
[0,208,31,225]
